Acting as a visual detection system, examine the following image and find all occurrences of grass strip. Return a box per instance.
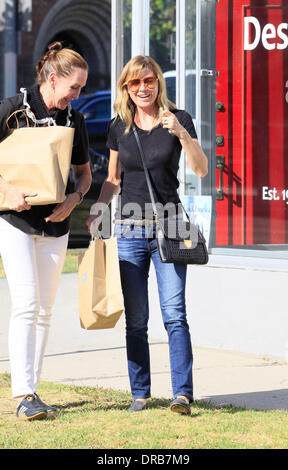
[0,373,287,449]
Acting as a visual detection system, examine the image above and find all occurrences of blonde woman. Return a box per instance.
[87,56,207,414]
[0,42,91,420]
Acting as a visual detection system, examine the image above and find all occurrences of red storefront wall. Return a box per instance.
[216,0,288,246]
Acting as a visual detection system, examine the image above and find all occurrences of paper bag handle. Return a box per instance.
[6,109,37,130]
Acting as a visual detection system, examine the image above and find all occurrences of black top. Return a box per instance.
[106,109,197,220]
[0,85,89,237]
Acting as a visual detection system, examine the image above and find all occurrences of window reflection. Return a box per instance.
[123,0,132,65]
[184,0,197,196]
[149,0,176,76]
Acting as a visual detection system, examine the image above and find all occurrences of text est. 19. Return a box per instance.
[262,186,288,204]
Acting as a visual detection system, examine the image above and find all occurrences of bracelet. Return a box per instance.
[75,190,84,204]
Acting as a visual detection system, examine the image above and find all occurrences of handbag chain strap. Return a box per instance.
[132,124,190,222]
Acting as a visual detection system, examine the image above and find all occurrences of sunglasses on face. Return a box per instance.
[127,76,158,92]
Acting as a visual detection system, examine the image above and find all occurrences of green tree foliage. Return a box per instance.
[123,0,196,72]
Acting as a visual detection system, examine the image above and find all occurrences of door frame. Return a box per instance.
[198,0,217,248]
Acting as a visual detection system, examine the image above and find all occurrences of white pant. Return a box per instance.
[0,217,68,397]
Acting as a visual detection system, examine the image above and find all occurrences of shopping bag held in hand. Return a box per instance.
[0,109,74,210]
[78,237,124,330]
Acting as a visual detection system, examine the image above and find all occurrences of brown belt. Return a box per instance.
[114,218,155,227]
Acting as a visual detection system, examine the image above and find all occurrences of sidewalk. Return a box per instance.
[1,273,288,410]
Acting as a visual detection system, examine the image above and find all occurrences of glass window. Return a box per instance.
[149,0,176,87]
[123,0,132,65]
[185,1,196,117]
[148,1,198,196]
[184,0,197,196]
[82,98,111,120]
[164,74,176,103]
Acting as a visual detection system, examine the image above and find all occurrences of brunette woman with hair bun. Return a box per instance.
[0,42,92,420]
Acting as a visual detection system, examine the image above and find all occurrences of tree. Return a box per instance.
[123,0,196,72]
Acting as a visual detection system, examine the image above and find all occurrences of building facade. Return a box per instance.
[1,0,288,360]
[112,0,288,361]
[0,0,111,96]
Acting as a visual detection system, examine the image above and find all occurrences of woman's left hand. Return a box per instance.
[45,161,92,223]
[161,109,185,138]
[44,193,80,223]
[162,110,208,178]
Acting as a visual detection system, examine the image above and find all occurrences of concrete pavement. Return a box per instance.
[1,273,288,410]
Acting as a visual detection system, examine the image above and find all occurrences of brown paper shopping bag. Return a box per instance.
[78,237,124,330]
[0,123,74,210]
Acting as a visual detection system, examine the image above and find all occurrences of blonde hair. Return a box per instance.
[114,55,177,133]
[36,41,88,84]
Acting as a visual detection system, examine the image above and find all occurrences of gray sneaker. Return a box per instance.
[16,394,47,421]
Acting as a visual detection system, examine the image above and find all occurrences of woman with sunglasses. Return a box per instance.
[87,56,207,414]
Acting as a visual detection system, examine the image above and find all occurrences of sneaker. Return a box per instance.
[16,394,47,421]
[34,393,57,417]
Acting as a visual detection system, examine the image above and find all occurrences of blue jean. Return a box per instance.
[114,224,193,401]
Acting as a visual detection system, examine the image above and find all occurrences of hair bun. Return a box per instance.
[36,41,88,85]
[47,41,63,52]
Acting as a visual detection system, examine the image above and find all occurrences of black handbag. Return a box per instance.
[133,125,209,265]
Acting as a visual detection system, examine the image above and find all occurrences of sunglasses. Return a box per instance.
[127,76,158,92]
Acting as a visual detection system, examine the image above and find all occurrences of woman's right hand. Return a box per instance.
[4,185,38,212]
[86,209,103,235]
[86,201,108,235]
[85,150,121,236]
[86,215,95,228]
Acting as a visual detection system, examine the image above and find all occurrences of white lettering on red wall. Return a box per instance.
[244,16,288,50]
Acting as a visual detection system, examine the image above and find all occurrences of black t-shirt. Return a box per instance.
[0,85,89,237]
[106,109,197,220]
